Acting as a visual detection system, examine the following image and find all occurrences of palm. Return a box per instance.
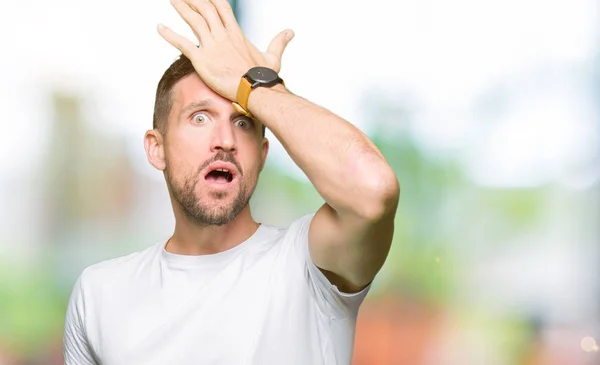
[262,52,282,73]
[158,0,293,99]
[244,37,283,73]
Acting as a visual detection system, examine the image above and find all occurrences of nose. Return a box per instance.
[209,117,236,153]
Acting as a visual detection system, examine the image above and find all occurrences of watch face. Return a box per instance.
[247,67,279,84]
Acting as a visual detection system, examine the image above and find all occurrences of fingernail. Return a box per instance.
[286,30,295,41]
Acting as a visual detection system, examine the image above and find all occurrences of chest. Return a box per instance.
[90,250,326,364]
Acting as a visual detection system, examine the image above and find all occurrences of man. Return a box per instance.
[63,0,399,364]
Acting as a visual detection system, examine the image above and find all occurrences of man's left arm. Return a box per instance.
[248,85,400,293]
[158,0,399,294]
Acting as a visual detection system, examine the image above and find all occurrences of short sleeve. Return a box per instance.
[63,271,98,365]
[288,213,372,320]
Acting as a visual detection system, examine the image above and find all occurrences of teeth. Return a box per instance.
[215,168,230,173]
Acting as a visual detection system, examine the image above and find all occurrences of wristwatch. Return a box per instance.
[232,66,285,118]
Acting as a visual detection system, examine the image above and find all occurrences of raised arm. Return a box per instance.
[158,0,400,293]
[248,87,399,293]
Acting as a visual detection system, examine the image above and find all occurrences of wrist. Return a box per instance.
[247,83,288,114]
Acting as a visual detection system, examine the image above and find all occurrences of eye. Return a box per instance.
[192,112,210,124]
[234,118,253,130]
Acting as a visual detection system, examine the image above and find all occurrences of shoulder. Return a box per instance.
[245,215,315,248]
[254,214,315,253]
[283,213,315,250]
[78,240,163,289]
[282,213,315,240]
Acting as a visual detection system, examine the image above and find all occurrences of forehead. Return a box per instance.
[170,73,230,114]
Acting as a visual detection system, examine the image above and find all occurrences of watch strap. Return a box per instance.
[232,77,253,117]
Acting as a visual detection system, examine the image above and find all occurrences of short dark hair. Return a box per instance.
[152,54,265,137]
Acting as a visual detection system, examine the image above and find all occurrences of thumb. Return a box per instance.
[266,29,295,60]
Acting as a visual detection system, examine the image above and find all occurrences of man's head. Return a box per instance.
[145,55,269,226]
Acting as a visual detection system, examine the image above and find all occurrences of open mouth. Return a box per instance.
[205,168,234,184]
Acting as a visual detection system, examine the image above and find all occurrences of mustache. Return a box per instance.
[198,151,243,177]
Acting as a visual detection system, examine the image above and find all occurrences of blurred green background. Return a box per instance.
[1,0,599,364]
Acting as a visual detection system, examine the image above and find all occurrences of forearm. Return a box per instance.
[248,84,399,219]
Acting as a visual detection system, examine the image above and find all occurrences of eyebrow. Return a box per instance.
[178,99,213,119]
[178,99,252,122]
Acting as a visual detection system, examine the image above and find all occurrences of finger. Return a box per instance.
[210,0,239,32]
[157,24,200,58]
[185,0,225,36]
[170,0,211,44]
[266,29,295,60]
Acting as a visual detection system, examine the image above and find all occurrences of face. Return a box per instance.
[158,73,268,226]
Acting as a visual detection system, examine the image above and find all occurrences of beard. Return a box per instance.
[165,151,257,227]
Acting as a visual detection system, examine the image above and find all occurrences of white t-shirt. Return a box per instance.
[63,214,371,365]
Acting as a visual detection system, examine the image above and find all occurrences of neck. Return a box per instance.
[166,205,260,256]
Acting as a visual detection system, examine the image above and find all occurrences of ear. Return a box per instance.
[260,137,269,172]
[144,129,166,171]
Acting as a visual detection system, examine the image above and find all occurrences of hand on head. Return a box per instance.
[158,0,294,102]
